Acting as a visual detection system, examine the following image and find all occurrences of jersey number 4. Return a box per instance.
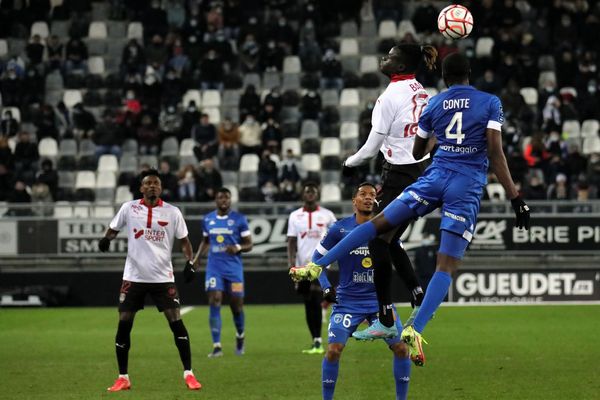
[445,112,465,144]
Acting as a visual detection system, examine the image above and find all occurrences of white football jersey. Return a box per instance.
[372,74,431,164]
[110,199,188,283]
[287,206,336,266]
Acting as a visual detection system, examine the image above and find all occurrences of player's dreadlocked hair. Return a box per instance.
[394,43,438,73]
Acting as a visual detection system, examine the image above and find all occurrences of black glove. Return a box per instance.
[183,261,196,283]
[341,163,355,178]
[410,286,424,308]
[511,196,531,230]
[98,237,111,252]
[323,287,337,304]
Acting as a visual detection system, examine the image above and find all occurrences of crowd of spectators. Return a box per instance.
[1,0,600,213]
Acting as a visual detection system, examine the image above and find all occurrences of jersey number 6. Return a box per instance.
[445,111,465,144]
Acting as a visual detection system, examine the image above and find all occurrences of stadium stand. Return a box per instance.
[0,0,598,212]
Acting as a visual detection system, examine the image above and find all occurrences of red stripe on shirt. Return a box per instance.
[146,206,152,228]
[390,73,416,82]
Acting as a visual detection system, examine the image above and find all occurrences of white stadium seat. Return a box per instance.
[75,171,96,190]
[283,56,302,74]
[182,90,201,108]
[281,138,301,156]
[31,21,50,39]
[115,185,133,203]
[320,138,341,157]
[38,137,58,159]
[88,22,108,39]
[179,138,196,156]
[486,183,506,201]
[97,154,119,172]
[96,171,116,189]
[201,90,221,107]
[127,22,143,40]
[340,89,360,107]
[475,37,494,58]
[520,87,538,106]
[581,119,599,138]
[340,38,359,56]
[88,56,105,75]
[562,120,581,139]
[73,201,91,218]
[53,201,73,218]
[321,184,341,202]
[359,56,378,73]
[63,90,83,108]
[378,20,396,38]
[239,154,260,172]
[301,154,321,172]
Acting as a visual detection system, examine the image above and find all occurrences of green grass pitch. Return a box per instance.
[1,305,599,399]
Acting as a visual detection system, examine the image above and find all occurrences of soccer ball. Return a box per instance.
[437,4,473,40]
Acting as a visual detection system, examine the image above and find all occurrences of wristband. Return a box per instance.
[235,244,242,253]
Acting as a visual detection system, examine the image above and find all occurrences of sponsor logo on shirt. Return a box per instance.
[228,219,235,226]
[361,257,373,268]
[439,144,479,153]
[210,228,234,235]
[144,229,166,242]
[216,235,225,243]
[349,246,369,256]
[300,230,322,239]
[444,211,466,223]
[157,220,168,227]
[353,270,374,283]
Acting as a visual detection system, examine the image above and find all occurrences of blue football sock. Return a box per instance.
[209,305,222,344]
[233,310,245,336]
[413,271,452,333]
[393,356,411,400]
[322,358,339,400]
[313,221,377,266]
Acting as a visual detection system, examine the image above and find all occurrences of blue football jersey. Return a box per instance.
[202,210,250,271]
[417,84,504,184]
[314,216,378,312]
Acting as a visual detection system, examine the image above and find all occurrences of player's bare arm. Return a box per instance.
[412,135,430,160]
[226,235,253,254]
[180,236,193,261]
[487,128,531,230]
[287,236,298,267]
[486,128,519,199]
[98,228,119,252]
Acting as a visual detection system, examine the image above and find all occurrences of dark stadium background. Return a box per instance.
[0,0,599,306]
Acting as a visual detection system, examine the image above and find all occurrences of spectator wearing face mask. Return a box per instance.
[0,110,20,137]
[320,49,343,90]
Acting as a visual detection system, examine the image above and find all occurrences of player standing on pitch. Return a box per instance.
[287,182,337,354]
[291,53,530,365]
[316,182,413,400]
[99,168,201,391]
[341,43,438,327]
[196,187,253,357]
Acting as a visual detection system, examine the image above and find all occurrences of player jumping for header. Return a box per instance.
[291,53,530,366]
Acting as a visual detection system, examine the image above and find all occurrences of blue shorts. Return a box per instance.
[205,267,244,297]
[327,304,403,346]
[390,166,484,259]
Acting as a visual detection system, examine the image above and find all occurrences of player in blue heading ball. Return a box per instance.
[315,182,413,400]
[291,52,530,366]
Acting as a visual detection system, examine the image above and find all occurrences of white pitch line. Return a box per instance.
[395,301,600,307]
[181,306,195,315]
